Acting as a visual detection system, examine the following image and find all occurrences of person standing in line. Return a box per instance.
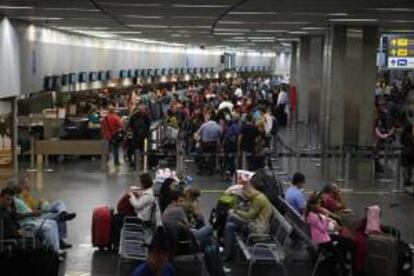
[101,106,124,166]
[276,86,289,126]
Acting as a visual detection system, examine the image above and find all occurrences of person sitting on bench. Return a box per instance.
[222,179,272,261]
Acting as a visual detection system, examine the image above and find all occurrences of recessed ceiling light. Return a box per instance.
[373,8,414,12]
[327,13,349,16]
[125,15,164,19]
[387,20,414,23]
[0,5,33,9]
[128,24,168,28]
[229,11,277,15]
[100,2,163,7]
[302,27,327,30]
[14,16,62,20]
[215,33,246,36]
[43,8,98,12]
[266,21,310,25]
[171,4,230,8]
[329,18,378,22]
[215,28,250,32]
[111,31,142,34]
[219,21,246,24]
[170,26,211,29]
[171,16,216,19]
[255,29,286,33]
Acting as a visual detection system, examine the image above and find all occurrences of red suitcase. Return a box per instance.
[92,206,112,250]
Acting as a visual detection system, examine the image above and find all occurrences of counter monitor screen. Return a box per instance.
[79,72,87,83]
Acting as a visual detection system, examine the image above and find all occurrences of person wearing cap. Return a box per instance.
[131,228,174,276]
[285,172,307,215]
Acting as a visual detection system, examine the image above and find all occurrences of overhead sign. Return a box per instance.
[387,36,414,69]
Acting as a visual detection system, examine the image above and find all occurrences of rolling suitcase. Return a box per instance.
[92,206,112,250]
[365,234,398,276]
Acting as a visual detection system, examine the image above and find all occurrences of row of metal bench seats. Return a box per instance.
[234,196,321,276]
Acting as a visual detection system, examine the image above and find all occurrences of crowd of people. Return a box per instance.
[99,76,290,179]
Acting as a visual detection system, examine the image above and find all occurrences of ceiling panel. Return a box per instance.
[1,0,414,51]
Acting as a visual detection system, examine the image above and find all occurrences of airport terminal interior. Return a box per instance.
[1,0,414,276]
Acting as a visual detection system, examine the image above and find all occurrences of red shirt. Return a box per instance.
[101,113,124,141]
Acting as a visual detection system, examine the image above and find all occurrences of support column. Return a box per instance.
[321,25,379,149]
[297,37,311,124]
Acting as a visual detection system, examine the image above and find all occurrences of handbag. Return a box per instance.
[105,117,125,143]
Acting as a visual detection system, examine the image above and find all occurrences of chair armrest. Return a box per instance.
[246,234,272,245]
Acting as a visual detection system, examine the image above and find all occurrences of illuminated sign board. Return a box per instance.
[387,36,414,69]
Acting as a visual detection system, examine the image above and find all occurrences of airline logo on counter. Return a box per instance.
[387,35,414,69]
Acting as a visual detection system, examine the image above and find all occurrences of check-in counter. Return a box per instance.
[34,139,108,170]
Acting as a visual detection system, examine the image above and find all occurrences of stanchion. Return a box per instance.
[143,139,148,173]
[336,147,345,182]
[135,148,142,174]
[394,154,402,192]
[27,136,38,172]
[101,140,108,171]
[242,152,247,170]
[344,151,351,187]
[44,154,54,172]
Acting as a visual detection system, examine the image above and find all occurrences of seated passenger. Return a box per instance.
[183,186,205,229]
[128,173,156,223]
[9,187,62,253]
[285,172,307,215]
[320,183,351,213]
[305,193,354,274]
[132,228,174,276]
[158,178,178,214]
[162,190,212,252]
[0,188,21,239]
[12,176,76,245]
[222,180,272,261]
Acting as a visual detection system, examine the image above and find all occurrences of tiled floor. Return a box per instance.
[13,126,414,276]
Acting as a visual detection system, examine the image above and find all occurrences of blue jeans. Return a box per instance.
[25,219,60,252]
[40,201,68,239]
[223,213,246,259]
[110,141,120,165]
[192,225,213,247]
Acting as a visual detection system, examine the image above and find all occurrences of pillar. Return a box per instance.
[321,25,378,149]
[297,37,311,123]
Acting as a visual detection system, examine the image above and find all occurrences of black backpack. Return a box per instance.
[250,169,285,213]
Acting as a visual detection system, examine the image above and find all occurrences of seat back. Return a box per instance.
[278,196,317,253]
[270,206,292,247]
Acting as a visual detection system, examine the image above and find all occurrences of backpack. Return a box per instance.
[250,169,285,213]
[271,116,278,135]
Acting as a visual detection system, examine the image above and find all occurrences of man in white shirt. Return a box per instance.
[129,173,155,222]
[277,88,289,106]
[234,86,243,98]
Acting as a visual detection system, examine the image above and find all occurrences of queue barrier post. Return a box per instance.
[143,139,148,173]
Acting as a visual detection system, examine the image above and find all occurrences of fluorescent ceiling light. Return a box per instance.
[171,4,230,8]
[170,26,211,29]
[248,36,275,39]
[100,2,162,7]
[215,28,250,32]
[229,11,277,15]
[171,16,215,19]
[215,33,246,36]
[255,29,286,33]
[43,8,98,12]
[128,24,168,28]
[266,21,310,25]
[329,18,378,22]
[111,31,142,34]
[384,29,414,33]
[327,13,348,16]
[289,31,308,34]
[374,8,414,12]
[219,21,245,24]
[301,27,327,30]
[0,5,33,9]
[14,16,62,20]
[125,15,163,19]
[387,20,414,23]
